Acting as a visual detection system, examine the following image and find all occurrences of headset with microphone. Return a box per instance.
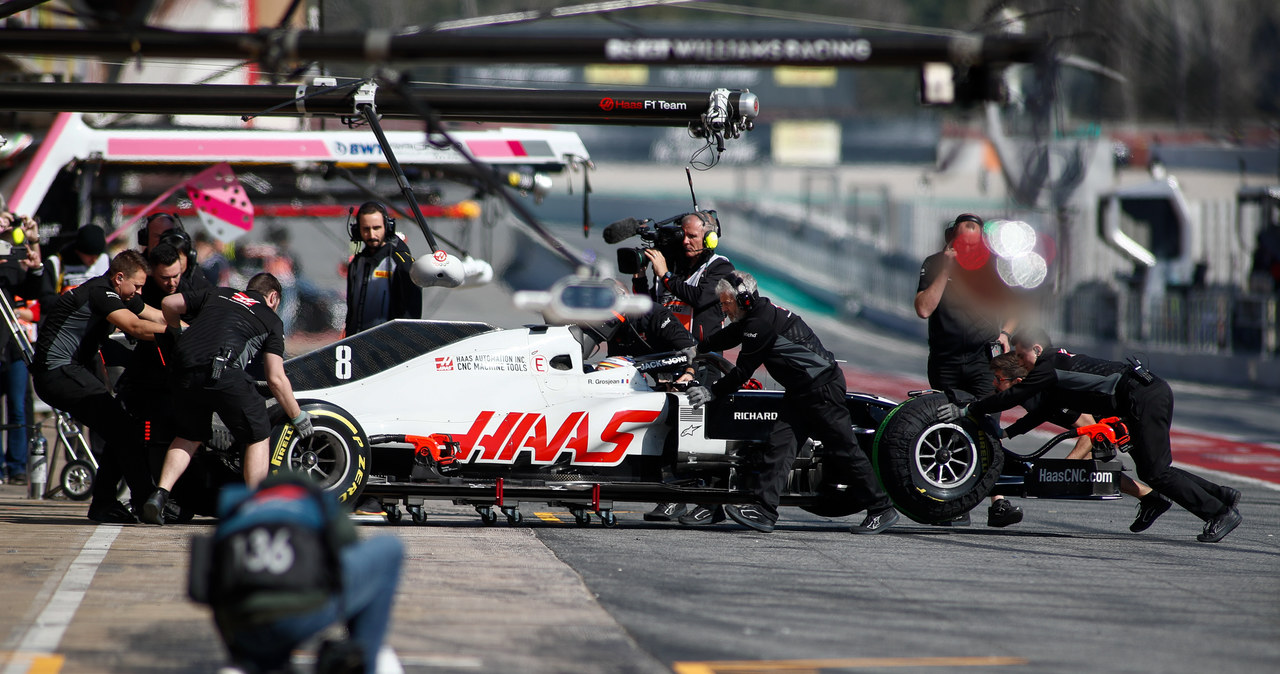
[157,227,197,272]
[348,201,397,243]
[728,272,757,311]
[138,212,186,247]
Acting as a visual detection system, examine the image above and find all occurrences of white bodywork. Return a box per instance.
[294,324,676,468]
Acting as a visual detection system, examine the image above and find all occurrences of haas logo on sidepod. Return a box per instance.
[449,409,660,467]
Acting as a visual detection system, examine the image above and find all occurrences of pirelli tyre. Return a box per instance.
[268,400,370,510]
[871,392,1003,524]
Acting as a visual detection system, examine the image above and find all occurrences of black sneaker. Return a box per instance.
[678,504,726,525]
[1129,494,1172,533]
[851,507,899,534]
[8,473,27,486]
[987,498,1023,528]
[88,500,138,524]
[1197,507,1242,543]
[724,504,777,533]
[353,496,387,517]
[937,512,971,527]
[140,488,169,525]
[643,503,688,522]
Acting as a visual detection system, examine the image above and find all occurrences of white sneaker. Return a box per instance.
[375,646,404,674]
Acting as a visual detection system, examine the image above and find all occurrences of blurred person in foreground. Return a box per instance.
[191,471,404,674]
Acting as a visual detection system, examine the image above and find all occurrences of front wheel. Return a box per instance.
[872,392,1003,524]
[268,400,371,509]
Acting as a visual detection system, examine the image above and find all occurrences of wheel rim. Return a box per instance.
[912,422,979,490]
[65,464,93,497]
[284,428,349,489]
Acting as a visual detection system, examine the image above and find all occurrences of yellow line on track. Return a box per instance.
[534,512,562,522]
[672,656,1028,673]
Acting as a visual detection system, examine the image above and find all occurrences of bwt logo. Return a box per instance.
[333,142,384,156]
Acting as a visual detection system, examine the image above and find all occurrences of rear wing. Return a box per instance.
[8,112,589,215]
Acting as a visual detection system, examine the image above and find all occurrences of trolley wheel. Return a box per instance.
[598,509,618,527]
[570,507,591,526]
[408,505,427,524]
[476,506,498,525]
[502,506,522,525]
[385,504,402,524]
[60,460,95,502]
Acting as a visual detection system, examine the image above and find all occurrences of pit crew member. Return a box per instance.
[31,250,168,523]
[941,328,1242,543]
[141,273,311,525]
[988,352,1172,532]
[914,213,1022,528]
[344,201,421,336]
[687,271,899,534]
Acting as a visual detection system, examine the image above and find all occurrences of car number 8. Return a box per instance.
[335,345,352,379]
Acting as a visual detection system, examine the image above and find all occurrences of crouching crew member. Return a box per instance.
[686,271,899,534]
[32,250,167,523]
[142,273,312,525]
[942,328,1242,543]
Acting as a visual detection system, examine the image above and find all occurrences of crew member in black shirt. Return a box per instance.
[633,211,735,342]
[344,202,421,336]
[942,328,1243,543]
[915,213,1022,527]
[686,271,899,535]
[32,250,168,523]
[141,273,312,525]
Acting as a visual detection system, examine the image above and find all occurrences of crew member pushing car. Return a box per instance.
[32,250,168,523]
[141,273,312,525]
[940,328,1243,543]
[686,271,899,535]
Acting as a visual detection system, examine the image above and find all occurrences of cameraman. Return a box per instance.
[0,210,45,485]
[633,212,735,342]
[632,212,735,524]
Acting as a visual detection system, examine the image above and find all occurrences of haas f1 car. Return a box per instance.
[225,320,1127,526]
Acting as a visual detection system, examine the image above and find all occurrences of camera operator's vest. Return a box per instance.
[663,253,729,333]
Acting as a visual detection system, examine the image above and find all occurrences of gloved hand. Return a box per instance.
[687,385,714,409]
[290,410,314,439]
[937,403,968,422]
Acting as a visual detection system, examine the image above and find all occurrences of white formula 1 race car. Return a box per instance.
[209,320,1126,526]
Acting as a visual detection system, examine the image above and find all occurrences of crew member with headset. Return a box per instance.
[686,271,900,535]
[141,272,312,525]
[627,211,736,524]
[344,201,422,336]
[138,212,210,291]
[914,213,1023,528]
[942,328,1244,543]
[633,211,736,342]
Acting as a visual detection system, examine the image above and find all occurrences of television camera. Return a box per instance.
[0,214,32,262]
[603,215,690,275]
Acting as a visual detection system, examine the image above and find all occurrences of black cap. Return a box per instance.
[74,225,106,255]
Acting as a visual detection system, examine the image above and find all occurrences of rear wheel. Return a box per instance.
[872,392,1002,524]
[268,401,370,509]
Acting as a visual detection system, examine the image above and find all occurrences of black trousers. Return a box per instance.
[755,376,890,519]
[33,365,152,507]
[927,347,994,403]
[1122,378,1231,520]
